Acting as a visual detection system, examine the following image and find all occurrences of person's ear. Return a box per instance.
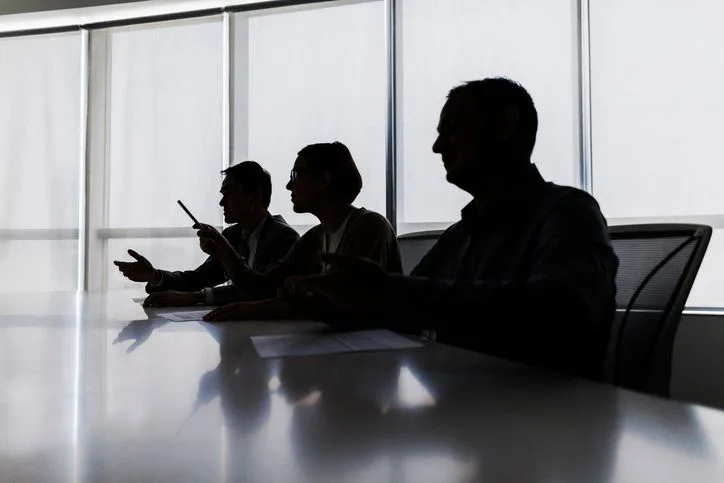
[495,108,520,141]
[320,171,332,190]
[250,190,262,210]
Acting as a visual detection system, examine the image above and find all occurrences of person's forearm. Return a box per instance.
[284,294,335,321]
[149,269,163,286]
[226,261,283,300]
[210,285,250,305]
[249,298,295,320]
[228,269,276,299]
[145,269,172,293]
[146,260,223,293]
[218,252,247,280]
[383,275,590,336]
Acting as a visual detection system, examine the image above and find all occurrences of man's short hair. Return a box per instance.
[222,161,272,208]
[297,142,363,204]
[448,77,538,159]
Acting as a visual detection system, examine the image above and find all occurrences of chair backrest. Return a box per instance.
[608,224,711,396]
[397,230,444,275]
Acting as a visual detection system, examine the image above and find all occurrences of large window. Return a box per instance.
[398,0,579,232]
[589,0,724,306]
[236,1,386,228]
[4,0,724,309]
[103,19,224,289]
[0,32,82,292]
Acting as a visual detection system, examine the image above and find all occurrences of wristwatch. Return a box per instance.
[200,288,213,305]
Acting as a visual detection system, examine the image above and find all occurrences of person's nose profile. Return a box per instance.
[432,135,443,154]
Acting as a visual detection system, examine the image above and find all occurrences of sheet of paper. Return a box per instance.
[157,310,211,322]
[251,329,423,358]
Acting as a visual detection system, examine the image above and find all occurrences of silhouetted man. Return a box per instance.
[114,161,299,307]
[285,78,619,381]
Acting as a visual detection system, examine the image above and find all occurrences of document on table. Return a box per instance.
[157,310,211,322]
[251,329,423,358]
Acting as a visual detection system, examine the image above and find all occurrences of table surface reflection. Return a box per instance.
[2,290,724,482]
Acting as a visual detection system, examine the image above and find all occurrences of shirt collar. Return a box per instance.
[460,163,546,231]
[243,213,269,241]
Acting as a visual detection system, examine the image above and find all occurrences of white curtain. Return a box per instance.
[399,0,578,226]
[105,19,224,289]
[0,32,82,292]
[239,2,386,227]
[590,0,724,306]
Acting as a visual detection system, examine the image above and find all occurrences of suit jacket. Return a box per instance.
[146,214,299,304]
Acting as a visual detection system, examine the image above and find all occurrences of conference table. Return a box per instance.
[2,291,724,482]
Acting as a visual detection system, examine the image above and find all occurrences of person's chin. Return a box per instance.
[444,165,462,184]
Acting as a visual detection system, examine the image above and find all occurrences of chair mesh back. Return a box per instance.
[614,237,694,309]
[610,225,711,396]
[397,231,443,275]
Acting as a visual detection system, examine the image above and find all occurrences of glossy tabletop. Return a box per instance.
[2,291,724,482]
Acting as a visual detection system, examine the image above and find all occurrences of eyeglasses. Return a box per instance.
[289,167,312,183]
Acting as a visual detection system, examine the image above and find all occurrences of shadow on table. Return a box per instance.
[112,318,171,353]
[117,317,720,482]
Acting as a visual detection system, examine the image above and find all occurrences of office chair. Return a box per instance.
[608,224,711,397]
[397,230,444,275]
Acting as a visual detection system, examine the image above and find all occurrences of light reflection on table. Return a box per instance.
[2,290,724,482]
